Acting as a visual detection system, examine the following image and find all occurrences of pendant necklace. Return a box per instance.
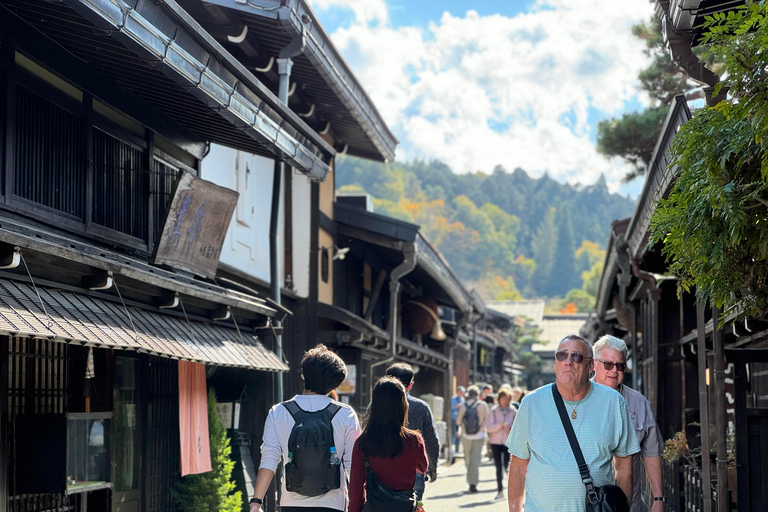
[568,391,587,419]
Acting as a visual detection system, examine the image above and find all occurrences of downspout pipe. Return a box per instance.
[370,245,417,376]
[615,234,639,390]
[270,31,306,405]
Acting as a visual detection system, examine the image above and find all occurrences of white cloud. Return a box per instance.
[311,0,388,25]
[318,0,654,193]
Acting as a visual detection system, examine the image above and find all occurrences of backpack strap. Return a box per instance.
[324,402,342,419]
[283,399,307,423]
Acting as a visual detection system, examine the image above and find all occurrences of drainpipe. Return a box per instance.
[270,31,306,405]
[369,245,417,378]
[615,234,639,390]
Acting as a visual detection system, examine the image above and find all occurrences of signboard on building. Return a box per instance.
[337,364,356,395]
[153,172,238,278]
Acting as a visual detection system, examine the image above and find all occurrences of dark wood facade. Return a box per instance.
[584,96,768,511]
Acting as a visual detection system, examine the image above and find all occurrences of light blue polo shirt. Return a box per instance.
[506,382,640,512]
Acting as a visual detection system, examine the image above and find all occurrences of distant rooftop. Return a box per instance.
[489,300,546,325]
[532,314,591,354]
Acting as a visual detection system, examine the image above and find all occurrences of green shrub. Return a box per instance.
[172,389,242,512]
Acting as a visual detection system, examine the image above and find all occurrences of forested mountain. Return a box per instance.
[335,157,636,304]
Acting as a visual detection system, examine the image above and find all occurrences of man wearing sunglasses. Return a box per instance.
[593,335,664,512]
[506,335,639,512]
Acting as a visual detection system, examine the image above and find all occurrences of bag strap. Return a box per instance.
[551,384,599,506]
[283,399,304,421]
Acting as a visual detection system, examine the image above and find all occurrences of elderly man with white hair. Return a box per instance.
[593,335,665,512]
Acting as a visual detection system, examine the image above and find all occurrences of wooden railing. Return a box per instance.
[683,465,717,512]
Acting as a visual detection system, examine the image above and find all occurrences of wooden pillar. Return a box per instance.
[711,307,728,512]
[696,300,712,512]
[731,355,748,510]
[0,336,8,512]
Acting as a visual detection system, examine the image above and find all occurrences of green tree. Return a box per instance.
[548,206,580,296]
[562,288,597,313]
[597,17,705,181]
[173,389,242,512]
[531,207,558,296]
[649,3,768,320]
[582,261,604,297]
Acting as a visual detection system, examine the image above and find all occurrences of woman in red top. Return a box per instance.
[349,377,428,512]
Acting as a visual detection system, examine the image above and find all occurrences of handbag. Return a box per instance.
[551,385,630,512]
[362,451,420,512]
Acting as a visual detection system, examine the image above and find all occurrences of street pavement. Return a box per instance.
[422,455,509,512]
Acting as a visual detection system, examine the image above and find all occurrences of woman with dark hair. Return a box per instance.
[349,377,428,512]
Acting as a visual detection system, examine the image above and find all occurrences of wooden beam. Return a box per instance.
[732,359,749,509]
[0,335,7,511]
[0,223,275,316]
[364,270,387,322]
[697,300,712,512]
[712,306,728,512]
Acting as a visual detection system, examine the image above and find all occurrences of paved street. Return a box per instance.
[422,456,509,512]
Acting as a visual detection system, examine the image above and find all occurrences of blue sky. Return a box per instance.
[310,0,655,197]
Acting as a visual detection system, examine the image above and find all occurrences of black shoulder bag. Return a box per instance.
[362,451,422,512]
[551,385,630,512]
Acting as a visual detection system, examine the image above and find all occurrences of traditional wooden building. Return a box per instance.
[0,0,374,510]
[584,93,768,510]
[324,197,478,429]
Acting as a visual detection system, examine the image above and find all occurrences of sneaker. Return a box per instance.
[495,490,505,500]
[468,485,478,493]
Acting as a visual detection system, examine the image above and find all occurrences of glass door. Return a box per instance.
[113,357,141,512]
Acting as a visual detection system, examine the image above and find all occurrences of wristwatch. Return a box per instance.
[654,497,665,502]
[250,497,263,506]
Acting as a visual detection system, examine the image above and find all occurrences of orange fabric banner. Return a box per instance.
[178,360,212,476]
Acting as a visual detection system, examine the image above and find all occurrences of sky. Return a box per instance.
[309,0,656,197]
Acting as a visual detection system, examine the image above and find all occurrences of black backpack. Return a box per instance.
[283,399,342,497]
[462,401,480,435]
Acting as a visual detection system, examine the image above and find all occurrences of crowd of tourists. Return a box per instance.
[247,334,664,512]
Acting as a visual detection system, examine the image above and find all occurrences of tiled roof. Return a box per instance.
[0,279,287,372]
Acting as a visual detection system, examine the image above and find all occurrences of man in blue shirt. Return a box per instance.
[451,385,465,453]
[506,335,639,512]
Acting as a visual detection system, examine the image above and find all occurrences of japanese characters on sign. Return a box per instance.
[153,172,238,278]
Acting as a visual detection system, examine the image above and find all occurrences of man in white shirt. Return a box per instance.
[249,345,360,512]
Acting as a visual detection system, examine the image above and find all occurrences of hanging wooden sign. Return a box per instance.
[153,172,238,278]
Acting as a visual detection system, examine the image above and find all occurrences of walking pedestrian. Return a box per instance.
[451,385,466,453]
[456,385,489,493]
[593,335,665,512]
[250,345,360,512]
[385,363,439,482]
[484,392,496,460]
[479,384,493,401]
[349,376,428,512]
[510,387,523,410]
[506,335,639,511]
[487,388,516,500]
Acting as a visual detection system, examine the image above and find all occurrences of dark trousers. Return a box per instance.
[490,443,511,492]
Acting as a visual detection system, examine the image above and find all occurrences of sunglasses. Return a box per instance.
[596,359,627,372]
[555,351,591,364]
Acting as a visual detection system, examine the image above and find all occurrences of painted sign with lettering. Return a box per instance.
[153,172,238,278]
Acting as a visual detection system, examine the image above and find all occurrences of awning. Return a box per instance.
[0,279,288,372]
